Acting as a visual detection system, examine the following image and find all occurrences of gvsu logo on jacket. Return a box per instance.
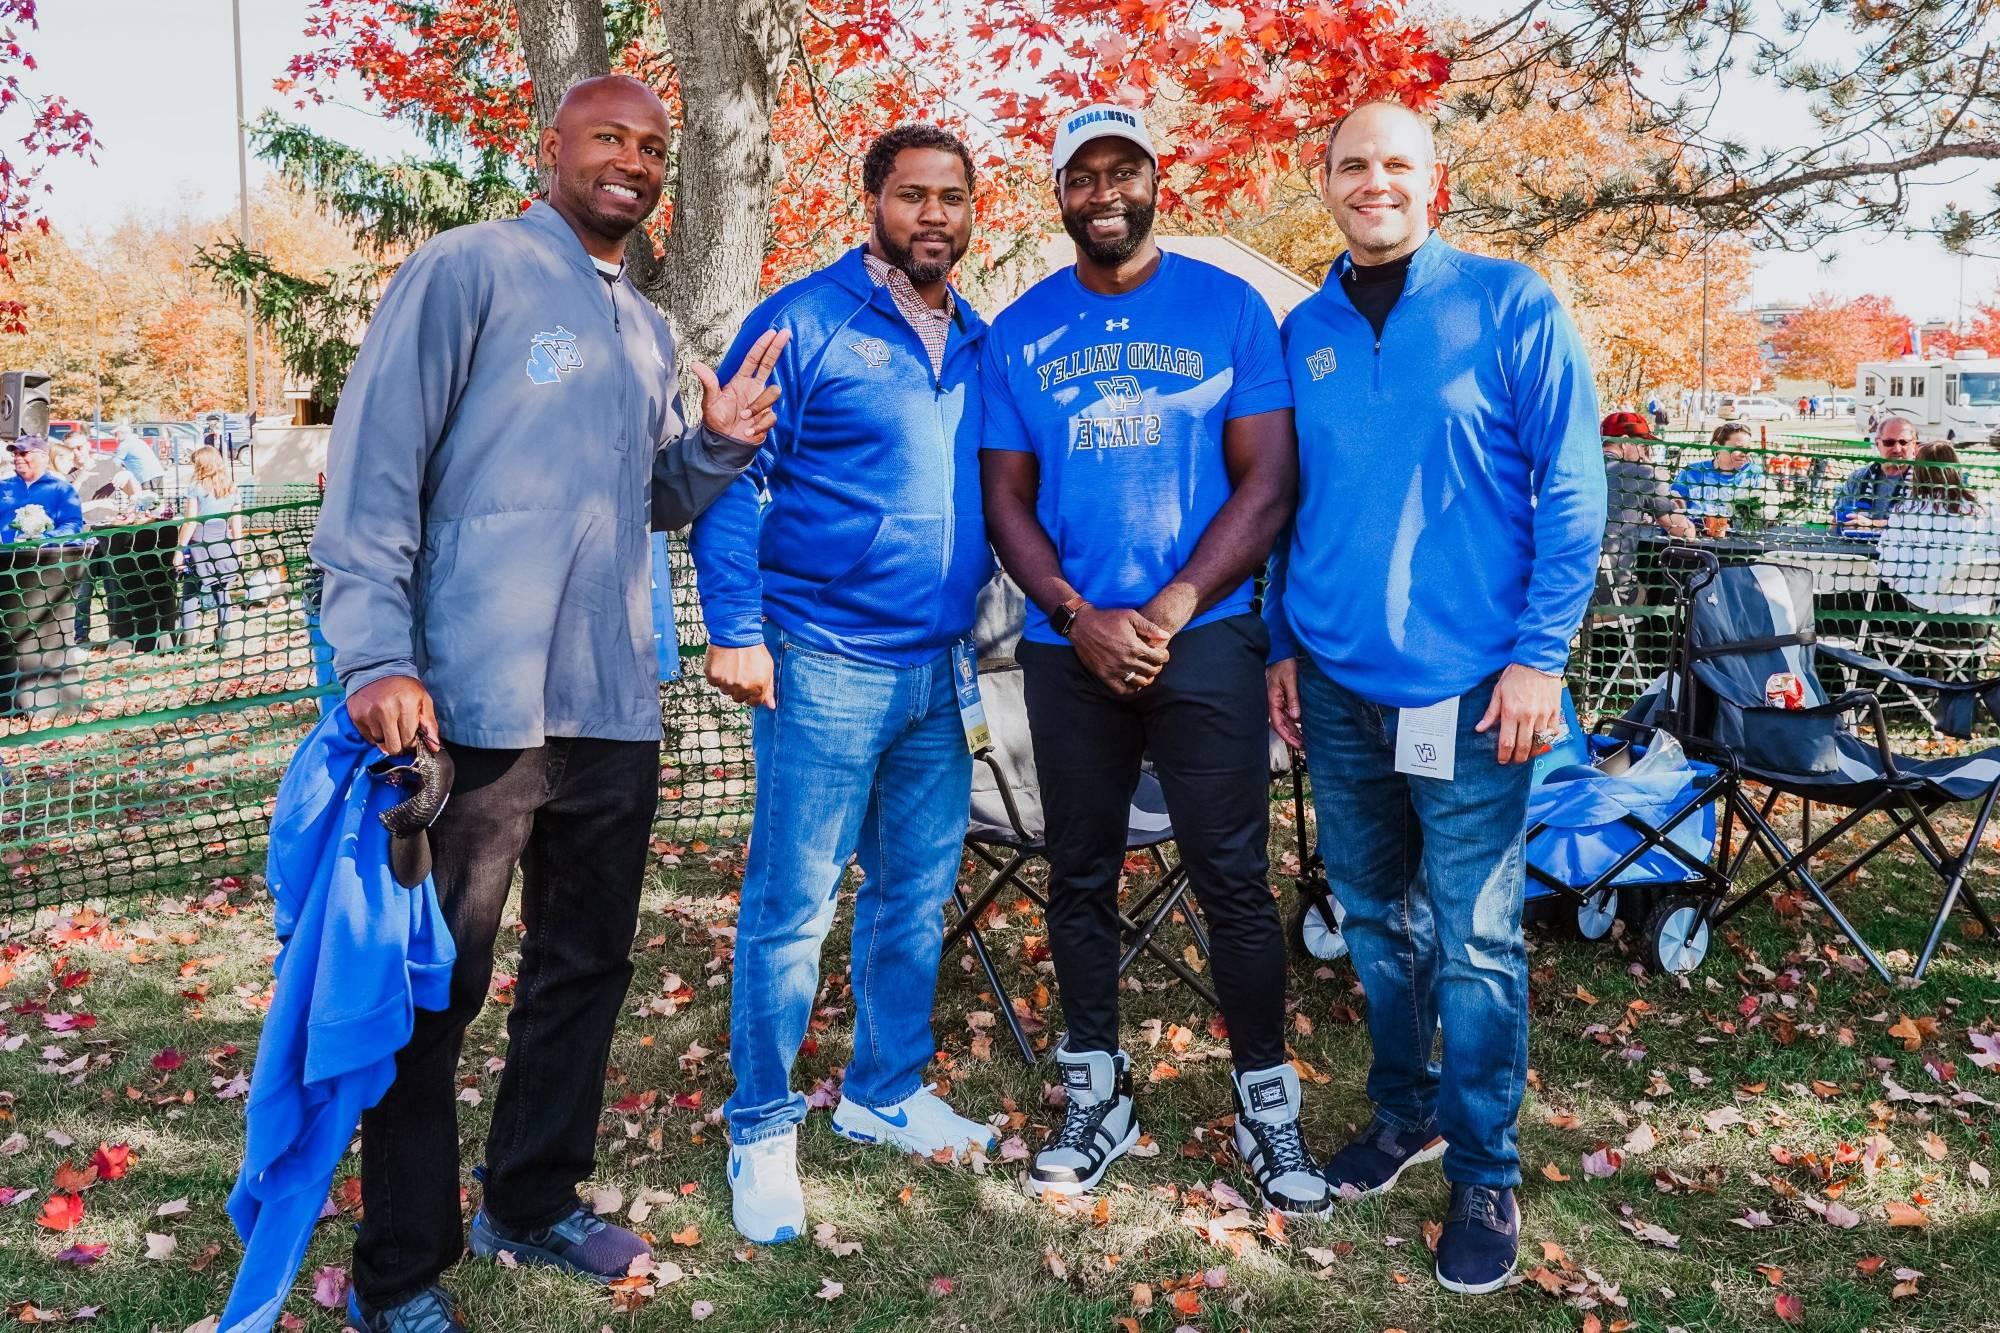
[526,326,584,384]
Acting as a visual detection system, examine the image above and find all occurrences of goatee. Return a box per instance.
[1064,200,1156,266]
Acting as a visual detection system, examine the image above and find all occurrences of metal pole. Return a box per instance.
[1699,246,1710,415]
[231,0,257,435]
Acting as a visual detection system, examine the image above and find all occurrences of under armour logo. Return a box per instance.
[1105,318,1130,331]
[849,337,892,368]
[1305,347,1337,381]
[1093,375,1143,412]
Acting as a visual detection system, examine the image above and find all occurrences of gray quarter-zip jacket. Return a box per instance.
[312,200,757,748]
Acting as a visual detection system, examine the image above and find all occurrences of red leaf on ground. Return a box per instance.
[54,1242,108,1265]
[151,1048,183,1072]
[36,1191,83,1231]
[51,1161,97,1193]
[1775,1293,1804,1323]
[90,1144,130,1181]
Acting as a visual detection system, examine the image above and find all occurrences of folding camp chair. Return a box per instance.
[1636,548,2000,983]
[946,575,1214,1063]
[1280,741,1347,963]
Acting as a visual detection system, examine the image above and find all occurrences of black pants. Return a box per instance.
[1018,614,1285,1072]
[353,737,660,1307]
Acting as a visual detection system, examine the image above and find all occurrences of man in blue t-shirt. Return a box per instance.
[981,104,1318,1217]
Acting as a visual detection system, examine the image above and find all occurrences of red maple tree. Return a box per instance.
[0,0,95,332]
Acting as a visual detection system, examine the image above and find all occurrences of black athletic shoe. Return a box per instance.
[348,1285,465,1333]
[1435,1183,1519,1295]
[469,1203,651,1284]
[1321,1113,1445,1199]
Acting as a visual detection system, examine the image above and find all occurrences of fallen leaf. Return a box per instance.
[1755,1264,1785,1286]
[36,1191,83,1231]
[55,1242,109,1265]
[589,1185,624,1216]
[1823,1199,1863,1229]
[1172,1289,1202,1317]
[670,1224,701,1247]
[812,1222,861,1257]
[1581,1146,1623,1179]
[156,1198,190,1217]
[1884,1201,1930,1227]
[815,1278,843,1302]
[145,1233,178,1261]
[690,1301,714,1321]
[1857,1255,1887,1275]
[1621,1122,1658,1155]
[1541,1161,1571,1182]
[51,1161,98,1193]
[1775,1292,1804,1323]
[90,1144,130,1182]
[1971,1161,1991,1188]
[311,1265,348,1309]
[1730,1210,1775,1230]
[1044,1248,1068,1281]
[152,1048,184,1072]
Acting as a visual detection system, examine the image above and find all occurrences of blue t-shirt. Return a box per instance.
[981,252,1292,644]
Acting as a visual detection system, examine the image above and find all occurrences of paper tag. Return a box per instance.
[1394,696,1458,781]
[951,641,990,754]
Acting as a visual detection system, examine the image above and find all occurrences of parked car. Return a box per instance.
[135,421,201,463]
[1824,394,1858,417]
[45,419,120,452]
[1720,395,1790,422]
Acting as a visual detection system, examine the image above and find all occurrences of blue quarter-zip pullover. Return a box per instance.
[690,247,990,665]
[1266,236,1606,707]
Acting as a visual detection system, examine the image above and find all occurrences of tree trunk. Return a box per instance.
[514,0,612,171]
[648,0,804,363]
[513,0,799,366]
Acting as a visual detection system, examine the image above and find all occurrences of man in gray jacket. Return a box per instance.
[311,75,785,1333]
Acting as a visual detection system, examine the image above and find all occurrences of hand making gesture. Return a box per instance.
[694,328,791,446]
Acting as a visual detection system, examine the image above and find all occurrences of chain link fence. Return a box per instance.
[0,430,1993,914]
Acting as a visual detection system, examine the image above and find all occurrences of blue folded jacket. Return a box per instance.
[220,702,456,1333]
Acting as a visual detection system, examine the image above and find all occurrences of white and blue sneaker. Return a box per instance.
[831,1083,998,1156]
[728,1128,804,1245]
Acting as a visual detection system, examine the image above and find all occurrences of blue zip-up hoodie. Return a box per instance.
[690,247,990,665]
[221,703,454,1333]
[1266,236,1606,707]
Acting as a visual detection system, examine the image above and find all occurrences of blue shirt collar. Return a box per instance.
[1329,231,1450,297]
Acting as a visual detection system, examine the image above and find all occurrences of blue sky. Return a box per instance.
[31,0,2000,322]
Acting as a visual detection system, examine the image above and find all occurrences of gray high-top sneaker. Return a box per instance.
[1231,1063,1332,1216]
[1028,1040,1138,1197]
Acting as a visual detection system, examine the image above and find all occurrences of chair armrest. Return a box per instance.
[974,747,1037,844]
[1803,688,1898,778]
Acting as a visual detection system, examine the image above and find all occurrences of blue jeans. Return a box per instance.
[724,627,973,1145]
[1296,661,1533,1187]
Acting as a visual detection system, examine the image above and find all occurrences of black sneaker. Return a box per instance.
[1435,1183,1519,1295]
[469,1203,651,1284]
[1321,1113,1445,1199]
[348,1285,465,1333]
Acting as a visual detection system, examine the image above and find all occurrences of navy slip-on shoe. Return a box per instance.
[1435,1183,1520,1295]
[1321,1114,1446,1200]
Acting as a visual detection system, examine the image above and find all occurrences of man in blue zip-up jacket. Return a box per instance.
[690,125,997,1247]
[1263,103,1606,1297]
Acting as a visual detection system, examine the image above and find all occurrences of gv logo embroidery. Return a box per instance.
[1093,375,1143,412]
[1305,347,1337,381]
[526,326,583,385]
[849,337,892,368]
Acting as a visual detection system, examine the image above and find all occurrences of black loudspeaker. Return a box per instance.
[0,370,50,440]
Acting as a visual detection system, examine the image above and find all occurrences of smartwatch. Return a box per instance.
[1050,595,1088,638]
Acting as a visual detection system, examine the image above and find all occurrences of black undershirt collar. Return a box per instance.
[1341,251,1413,342]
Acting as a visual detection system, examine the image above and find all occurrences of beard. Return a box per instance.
[876,222,966,286]
[1062,199,1157,266]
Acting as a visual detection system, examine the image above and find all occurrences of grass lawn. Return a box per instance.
[3,797,1999,1333]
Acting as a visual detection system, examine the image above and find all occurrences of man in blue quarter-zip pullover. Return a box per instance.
[1263,102,1605,1296]
[690,124,998,1247]
[311,77,782,1333]
[982,105,1319,1218]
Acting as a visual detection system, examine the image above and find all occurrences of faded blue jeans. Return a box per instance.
[1296,660,1533,1187]
[723,627,972,1145]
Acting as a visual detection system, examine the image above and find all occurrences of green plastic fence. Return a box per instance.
[0,430,1993,915]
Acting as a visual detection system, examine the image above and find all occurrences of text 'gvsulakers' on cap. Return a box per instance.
[1052,104,1157,176]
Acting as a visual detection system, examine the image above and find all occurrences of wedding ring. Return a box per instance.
[1533,728,1562,745]
[1122,670,1137,685]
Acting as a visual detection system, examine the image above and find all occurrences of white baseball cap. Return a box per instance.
[1051,103,1156,176]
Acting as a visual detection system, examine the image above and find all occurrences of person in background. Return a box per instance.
[112,424,167,494]
[1833,416,1918,532]
[175,445,245,654]
[1597,411,1693,606]
[1670,423,1764,522]
[0,436,84,543]
[1876,442,2000,639]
